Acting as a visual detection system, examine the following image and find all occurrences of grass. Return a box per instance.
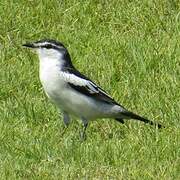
[0,0,179,179]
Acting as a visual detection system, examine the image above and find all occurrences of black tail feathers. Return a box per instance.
[115,118,125,124]
[115,111,163,128]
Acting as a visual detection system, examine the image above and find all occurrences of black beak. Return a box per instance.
[22,43,36,48]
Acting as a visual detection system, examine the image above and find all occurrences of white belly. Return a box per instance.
[40,72,118,119]
[41,83,112,119]
[39,58,120,120]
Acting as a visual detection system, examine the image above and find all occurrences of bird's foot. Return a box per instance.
[80,131,87,141]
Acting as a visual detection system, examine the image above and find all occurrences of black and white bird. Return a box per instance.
[23,39,162,138]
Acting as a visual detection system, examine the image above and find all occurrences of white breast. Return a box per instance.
[39,55,66,102]
[38,49,120,120]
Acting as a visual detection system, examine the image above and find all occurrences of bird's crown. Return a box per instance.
[23,39,66,50]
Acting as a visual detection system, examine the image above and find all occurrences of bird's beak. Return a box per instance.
[22,43,36,48]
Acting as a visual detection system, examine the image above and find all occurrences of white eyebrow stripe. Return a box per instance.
[36,42,60,49]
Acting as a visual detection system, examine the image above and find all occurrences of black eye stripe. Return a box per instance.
[39,44,62,50]
[42,44,53,49]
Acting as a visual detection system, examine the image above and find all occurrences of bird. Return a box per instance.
[23,39,163,139]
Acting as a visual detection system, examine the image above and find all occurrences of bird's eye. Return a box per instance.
[45,44,53,49]
[42,44,53,49]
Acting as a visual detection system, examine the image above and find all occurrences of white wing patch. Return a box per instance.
[60,72,107,95]
[60,72,88,86]
[60,71,118,104]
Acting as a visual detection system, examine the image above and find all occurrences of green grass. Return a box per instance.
[0,0,179,179]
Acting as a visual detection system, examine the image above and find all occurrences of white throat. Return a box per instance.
[37,48,65,70]
[37,48,66,86]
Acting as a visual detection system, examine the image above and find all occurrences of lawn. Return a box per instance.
[0,0,179,179]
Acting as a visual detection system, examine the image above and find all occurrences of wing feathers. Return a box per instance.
[61,68,119,105]
[68,82,119,105]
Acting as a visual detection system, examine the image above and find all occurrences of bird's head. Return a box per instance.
[23,39,70,63]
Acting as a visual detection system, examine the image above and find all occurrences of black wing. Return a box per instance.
[68,82,119,105]
[64,67,119,105]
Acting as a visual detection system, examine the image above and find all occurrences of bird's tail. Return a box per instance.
[115,111,163,128]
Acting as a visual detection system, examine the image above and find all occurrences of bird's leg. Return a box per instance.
[80,118,88,140]
[58,111,70,137]
[62,111,70,127]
